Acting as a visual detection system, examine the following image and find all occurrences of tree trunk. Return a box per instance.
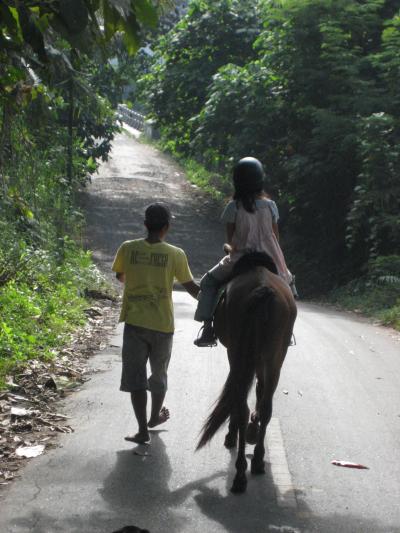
[66,78,74,183]
[0,100,12,198]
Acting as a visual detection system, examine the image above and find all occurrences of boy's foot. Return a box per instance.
[124,431,150,444]
[194,324,217,347]
[148,406,170,428]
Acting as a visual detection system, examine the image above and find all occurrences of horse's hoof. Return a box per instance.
[251,459,265,475]
[246,421,259,444]
[224,433,237,449]
[230,478,247,494]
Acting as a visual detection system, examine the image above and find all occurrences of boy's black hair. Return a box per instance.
[144,203,171,232]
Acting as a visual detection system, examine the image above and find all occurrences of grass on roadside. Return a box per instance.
[326,256,400,330]
[0,240,114,389]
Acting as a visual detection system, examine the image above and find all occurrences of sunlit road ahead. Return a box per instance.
[0,131,399,533]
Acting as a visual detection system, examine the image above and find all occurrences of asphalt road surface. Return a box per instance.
[0,130,399,533]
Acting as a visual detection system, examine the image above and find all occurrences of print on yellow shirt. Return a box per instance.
[112,239,193,333]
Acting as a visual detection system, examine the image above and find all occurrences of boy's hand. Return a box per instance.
[116,272,125,283]
[182,280,200,299]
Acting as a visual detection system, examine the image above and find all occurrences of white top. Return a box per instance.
[220,198,291,283]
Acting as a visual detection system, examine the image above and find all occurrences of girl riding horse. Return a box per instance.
[194,157,296,347]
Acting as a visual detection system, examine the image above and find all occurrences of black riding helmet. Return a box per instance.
[233,157,265,194]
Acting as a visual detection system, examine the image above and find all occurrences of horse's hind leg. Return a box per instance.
[251,374,277,475]
[247,379,263,444]
[231,402,249,493]
[225,348,239,449]
[251,398,271,475]
[224,415,238,449]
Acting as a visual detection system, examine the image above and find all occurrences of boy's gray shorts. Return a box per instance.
[121,323,173,394]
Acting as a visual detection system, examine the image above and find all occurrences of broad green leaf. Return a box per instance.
[102,1,122,40]
[0,4,22,41]
[132,0,158,28]
[122,14,141,54]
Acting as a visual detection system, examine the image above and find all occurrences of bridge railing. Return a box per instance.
[117,104,160,140]
[117,104,145,131]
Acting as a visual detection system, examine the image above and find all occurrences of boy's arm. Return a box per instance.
[112,243,126,283]
[116,272,125,283]
[182,280,200,300]
[175,248,199,299]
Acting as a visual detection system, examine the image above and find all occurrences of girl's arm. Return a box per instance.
[223,223,236,255]
[226,222,235,245]
[272,222,280,242]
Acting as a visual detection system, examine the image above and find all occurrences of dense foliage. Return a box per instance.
[0,0,168,385]
[143,0,400,301]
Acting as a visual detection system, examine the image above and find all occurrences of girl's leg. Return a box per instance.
[194,272,220,346]
[194,260,233,346]
[194,272,221,322]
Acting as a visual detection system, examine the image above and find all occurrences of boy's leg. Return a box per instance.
[147,330,173,427]
[148,392,169,428]
[121,324,151,443]
[130,390,149,440]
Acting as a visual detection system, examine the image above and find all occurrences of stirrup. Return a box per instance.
[193,325,217,347]
[289,333,296,347]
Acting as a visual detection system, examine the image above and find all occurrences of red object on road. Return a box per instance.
[331,460,369,469]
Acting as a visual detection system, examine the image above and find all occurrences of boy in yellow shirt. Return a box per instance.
[112,203,199,444]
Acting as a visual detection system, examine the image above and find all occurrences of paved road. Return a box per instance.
[0,131,399,533]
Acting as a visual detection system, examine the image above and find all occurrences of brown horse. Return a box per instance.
[196,253,297,493]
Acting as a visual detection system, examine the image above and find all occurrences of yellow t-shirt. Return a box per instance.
[112,239,193,333]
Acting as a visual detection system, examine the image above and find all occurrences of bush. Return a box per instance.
[0,239,110,388]
[328,254,400,329]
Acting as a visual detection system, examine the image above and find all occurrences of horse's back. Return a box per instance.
[215,266,296,351]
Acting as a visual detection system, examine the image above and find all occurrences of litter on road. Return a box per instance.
[331,460,369,469]
[16,445,45,458]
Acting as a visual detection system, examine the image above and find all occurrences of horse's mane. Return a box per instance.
[232,252,278,278]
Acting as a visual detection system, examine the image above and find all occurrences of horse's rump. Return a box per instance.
[214,252,278,347]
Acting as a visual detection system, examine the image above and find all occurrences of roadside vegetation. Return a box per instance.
[0,0,170,388]
[1,0,399,392]
[127,0,400,329]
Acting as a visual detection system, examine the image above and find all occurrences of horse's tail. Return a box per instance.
[196,285,274,450]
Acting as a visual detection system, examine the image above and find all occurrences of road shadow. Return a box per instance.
[9,432,397,533]
[100,432,225,532]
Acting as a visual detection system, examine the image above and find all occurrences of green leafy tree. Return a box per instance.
[143,0,262,154]
[144,0,400,292]
[0,0,170,268]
